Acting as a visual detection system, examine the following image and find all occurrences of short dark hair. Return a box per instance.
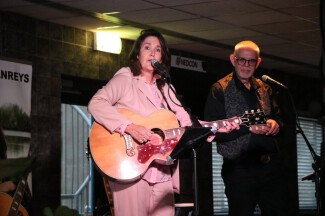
[128,29,170,76]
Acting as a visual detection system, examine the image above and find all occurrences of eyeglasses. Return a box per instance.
[235,57,258,66]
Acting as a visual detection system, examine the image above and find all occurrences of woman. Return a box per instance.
[88,29,236,216]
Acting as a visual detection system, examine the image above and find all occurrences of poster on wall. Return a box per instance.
[0,59,32,159]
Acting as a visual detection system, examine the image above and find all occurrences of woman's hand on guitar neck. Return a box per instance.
[125,123,152,144]
[249,119,279,136]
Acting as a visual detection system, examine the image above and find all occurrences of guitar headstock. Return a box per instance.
[240,109,267,127]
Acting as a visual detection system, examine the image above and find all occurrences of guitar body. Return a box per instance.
[90,108,180,182]
[0,192,29,216]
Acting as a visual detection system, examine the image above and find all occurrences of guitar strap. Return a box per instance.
[158,86,173,112]
[103,176,115,216]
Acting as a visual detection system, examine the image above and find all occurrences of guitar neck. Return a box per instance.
[164,127,186,140]
[162,109,265,138]
[200,110,266,132]
[8,178,27,216]
[200,117,241,133]
[163,117,243,139]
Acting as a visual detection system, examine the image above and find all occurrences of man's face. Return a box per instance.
[230,48,261,82]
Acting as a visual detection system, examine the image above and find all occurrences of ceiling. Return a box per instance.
[0,0,322,77]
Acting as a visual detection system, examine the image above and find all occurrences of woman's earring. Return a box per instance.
[137,55,139,59]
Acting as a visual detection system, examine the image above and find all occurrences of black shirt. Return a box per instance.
[204,73,281,160]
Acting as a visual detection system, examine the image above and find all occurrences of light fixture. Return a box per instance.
[96,26,121,30]
[94,32,122,54]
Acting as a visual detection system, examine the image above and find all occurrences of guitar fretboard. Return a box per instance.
[8,178,26,216]
[206,117,242,130]
[156,110,265,140]
[162,117,240,140]
[164,127,185,139]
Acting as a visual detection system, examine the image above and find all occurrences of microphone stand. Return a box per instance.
[162,74,203,216]
[284,87,322,215]
[297,123,322,216]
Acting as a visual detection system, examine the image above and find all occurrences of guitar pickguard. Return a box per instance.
[137,138,179,164]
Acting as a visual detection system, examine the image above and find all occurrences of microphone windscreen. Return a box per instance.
[261,75,268,82]
[151,59,158,66]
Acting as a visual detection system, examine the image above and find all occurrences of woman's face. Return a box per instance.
[138,36,162,74]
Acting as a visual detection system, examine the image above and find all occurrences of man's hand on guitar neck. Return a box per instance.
[216,119,240,133]
[249,119,280,136]
[125,123,153,144]
[201,119,240,142]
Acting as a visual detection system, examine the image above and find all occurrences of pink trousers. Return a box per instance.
[104,177,175,216]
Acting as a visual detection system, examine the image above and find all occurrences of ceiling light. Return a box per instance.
[94,32,122,54]
[103,12,120,15]
[96,26,121,30]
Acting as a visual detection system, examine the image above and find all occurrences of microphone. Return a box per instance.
[151,59,170,78]
[261,75,287,89]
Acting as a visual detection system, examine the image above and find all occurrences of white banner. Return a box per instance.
[0,59,32,116]
[0,59,32,158]
[171,55,206,72]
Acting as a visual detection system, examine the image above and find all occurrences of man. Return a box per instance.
[204,40,289,216]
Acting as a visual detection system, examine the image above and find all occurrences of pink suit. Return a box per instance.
[88,67,192,216]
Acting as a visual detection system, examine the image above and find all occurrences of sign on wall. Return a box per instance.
[171,55,206,73]
[0,59,32,158]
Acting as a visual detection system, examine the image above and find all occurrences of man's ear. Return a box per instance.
[255,57,262,69]
[230,54,235,66]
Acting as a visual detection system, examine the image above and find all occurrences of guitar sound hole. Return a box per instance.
[151,128,165,140]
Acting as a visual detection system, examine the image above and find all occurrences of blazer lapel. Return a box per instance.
[134,76,161,109]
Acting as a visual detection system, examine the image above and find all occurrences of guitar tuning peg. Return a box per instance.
[245,111,248,114]
[257,109,260,112]
[250,110,254,113]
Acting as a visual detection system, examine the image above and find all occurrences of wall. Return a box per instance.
[0,10,322,215]
[0,11,134,215]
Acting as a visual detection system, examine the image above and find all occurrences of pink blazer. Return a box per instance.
[88,67,192,191]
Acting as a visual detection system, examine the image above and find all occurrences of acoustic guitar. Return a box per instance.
[89,108,266,182]
[0,178,29,216]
